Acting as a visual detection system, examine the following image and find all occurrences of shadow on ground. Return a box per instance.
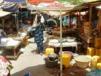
[11,64,58,76]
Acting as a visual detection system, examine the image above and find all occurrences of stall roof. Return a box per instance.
[70,1,101,12]
[27,1,74,11]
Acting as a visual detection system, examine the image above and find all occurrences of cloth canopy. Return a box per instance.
[28,0,40,5]
[47,1,64,8]
[27,1,74,76]
[27,1,73,11]
[28,0,55,5]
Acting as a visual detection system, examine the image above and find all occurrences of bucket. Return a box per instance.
[45,48,54,56]
[95,38,101,48]
[45,54,58,68]
[91,56,100,69]
[95,49,101,56]
[87,47,95,56]
[96,63,101,69]
[60,53,72,68]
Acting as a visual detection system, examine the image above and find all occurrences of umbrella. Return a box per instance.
[28,0,40,5]
[27,0,55,10]
[27,1,74,11]
[28,0,55,5]
[28,1,74,76]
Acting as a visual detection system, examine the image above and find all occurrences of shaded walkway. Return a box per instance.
[12,65,53,76]
[10,43,54,76]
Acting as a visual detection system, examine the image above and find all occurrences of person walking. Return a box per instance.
[33,13,45,54]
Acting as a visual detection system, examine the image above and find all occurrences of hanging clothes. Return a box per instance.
[63,16,68,26]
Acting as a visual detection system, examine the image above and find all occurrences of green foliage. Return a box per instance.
[58,0,84,5]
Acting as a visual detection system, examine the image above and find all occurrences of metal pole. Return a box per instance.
[59,9,63,76]
[26,0,28,4]
[15,13,19,33]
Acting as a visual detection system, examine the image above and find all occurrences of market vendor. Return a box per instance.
[0,27,7,43]
[32,13,45,54]
[82,16,93,41]
[96,5,101,37]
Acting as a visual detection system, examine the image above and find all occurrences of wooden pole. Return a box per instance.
[59,9,63,76]
[78,9,81,27]
[68,13,71,27]
[89,6,92,24]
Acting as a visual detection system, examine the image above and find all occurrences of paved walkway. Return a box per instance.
[10,43,53,76]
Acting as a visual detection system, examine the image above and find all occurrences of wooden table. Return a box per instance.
[48,38,80,53]
[0,38,21,59]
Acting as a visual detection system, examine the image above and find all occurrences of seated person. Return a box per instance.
[0,27,7,38]
[83,20,92,42]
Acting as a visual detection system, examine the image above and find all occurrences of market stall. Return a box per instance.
[0,0,30,60]
[0,10,11,30]
[27,0,76,76]
[48,37,80,53]
[0,1,19,34]
[0,0,100,76]
[0,31,27,59]
[43,1,101,76]
[67,1,101,53]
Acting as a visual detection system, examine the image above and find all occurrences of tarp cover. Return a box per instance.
[4,0,25,3]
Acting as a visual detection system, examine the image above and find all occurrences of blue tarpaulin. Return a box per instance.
[4,0,25,3]
[3,0,25,12]
[86,69,101,76]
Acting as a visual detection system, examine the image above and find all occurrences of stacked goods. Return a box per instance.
[44,48,54,56]
[97,10,101,36]
[83,22,92,40]
[96,63,101,69]
[91,56,100,69]
[95,49,101,56]
[96,56,101,69]
[52,27,68,37]
[95,37,101,49]
[87,47,95,56]
[95,38,101,56]
[91,55,101,69]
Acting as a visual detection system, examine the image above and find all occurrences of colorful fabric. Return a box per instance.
[86,69,101,76]
[34,23,44,53]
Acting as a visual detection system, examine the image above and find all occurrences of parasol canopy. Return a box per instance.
[27,1,74,16]
[27,0,55,10]
[28,0,55,5]
[27,0,74,11]
[27,1,75,76]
